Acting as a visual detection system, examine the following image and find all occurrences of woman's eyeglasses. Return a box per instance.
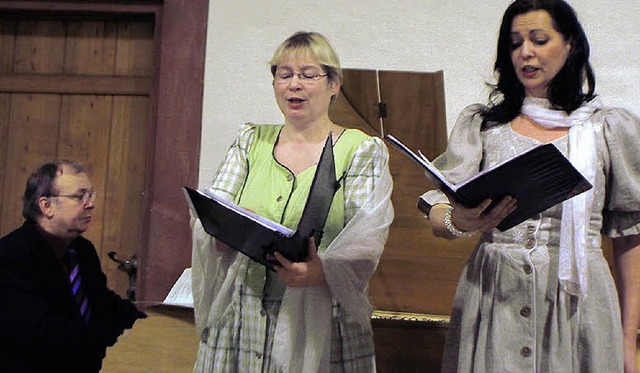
[274,68,328,85]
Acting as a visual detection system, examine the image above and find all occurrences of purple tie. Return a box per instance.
[68,248,91,324]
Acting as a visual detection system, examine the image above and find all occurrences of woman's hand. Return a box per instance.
[430,195,517,238]
[273,237,326,287]
[450,195,518,233]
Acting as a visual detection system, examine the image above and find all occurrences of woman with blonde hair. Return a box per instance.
[191,31,393,372]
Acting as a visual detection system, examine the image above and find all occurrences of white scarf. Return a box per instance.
[521,96,602,298]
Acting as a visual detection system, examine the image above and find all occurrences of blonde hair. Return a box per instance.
[269,31,343,86]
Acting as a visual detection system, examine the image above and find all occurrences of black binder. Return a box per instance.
[386,134,592,231]
[184,134,341,270]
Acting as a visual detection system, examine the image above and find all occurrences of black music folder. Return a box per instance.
[386,134,592,231]
[184,134,340,270]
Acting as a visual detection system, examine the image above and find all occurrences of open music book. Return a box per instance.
[184,134,340,270]
[386,134,592,231]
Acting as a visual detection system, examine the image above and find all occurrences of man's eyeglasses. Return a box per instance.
[51,190,96,205]
[274,69,328,85]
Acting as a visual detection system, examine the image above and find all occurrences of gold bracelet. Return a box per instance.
[443,205,473,237]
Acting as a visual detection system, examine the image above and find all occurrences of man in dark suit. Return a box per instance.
[0,160,146,372]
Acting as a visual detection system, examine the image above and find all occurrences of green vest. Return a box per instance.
[237,124,369,291]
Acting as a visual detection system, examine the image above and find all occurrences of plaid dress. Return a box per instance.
[194,123,388,372]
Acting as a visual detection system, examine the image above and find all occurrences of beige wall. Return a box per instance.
[199,0,640,186]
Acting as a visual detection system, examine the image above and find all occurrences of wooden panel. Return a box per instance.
[0,19,12,232]
[373,318,447,372]
[106,18,154,297]
[102,96,149,295]
[0,74,152,95]
[0,2,160,14]
[14,20,65,74]
[64,20,117,75]
[373,212,479,315]
[379,70,447,159]
[57,95,113,253]
[371,241,475,315]
[139,0,208,303]
[0,94,61,237]
[372,70,478,315]
[0,19,16,72]
[329,69,480,315]
[329,92,377,136]
[115,20,155,76]
[0,93,9,234]
[371,140,480,314]
[340,68,382,134]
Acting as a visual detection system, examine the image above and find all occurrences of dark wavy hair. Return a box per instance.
[22,160,84,221]
[482,0,596,126]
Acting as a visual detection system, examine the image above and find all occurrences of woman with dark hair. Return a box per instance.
[419,0,640,371]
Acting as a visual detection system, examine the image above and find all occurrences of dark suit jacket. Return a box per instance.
[0,220,146,373]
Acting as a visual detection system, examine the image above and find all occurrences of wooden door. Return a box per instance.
[0,14,154,298]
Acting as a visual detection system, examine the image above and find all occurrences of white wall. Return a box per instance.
[199,0,640,187]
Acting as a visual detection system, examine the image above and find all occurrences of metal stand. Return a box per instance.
[107,251,138,302]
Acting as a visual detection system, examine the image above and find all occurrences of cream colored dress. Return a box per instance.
[421,104,640,372]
